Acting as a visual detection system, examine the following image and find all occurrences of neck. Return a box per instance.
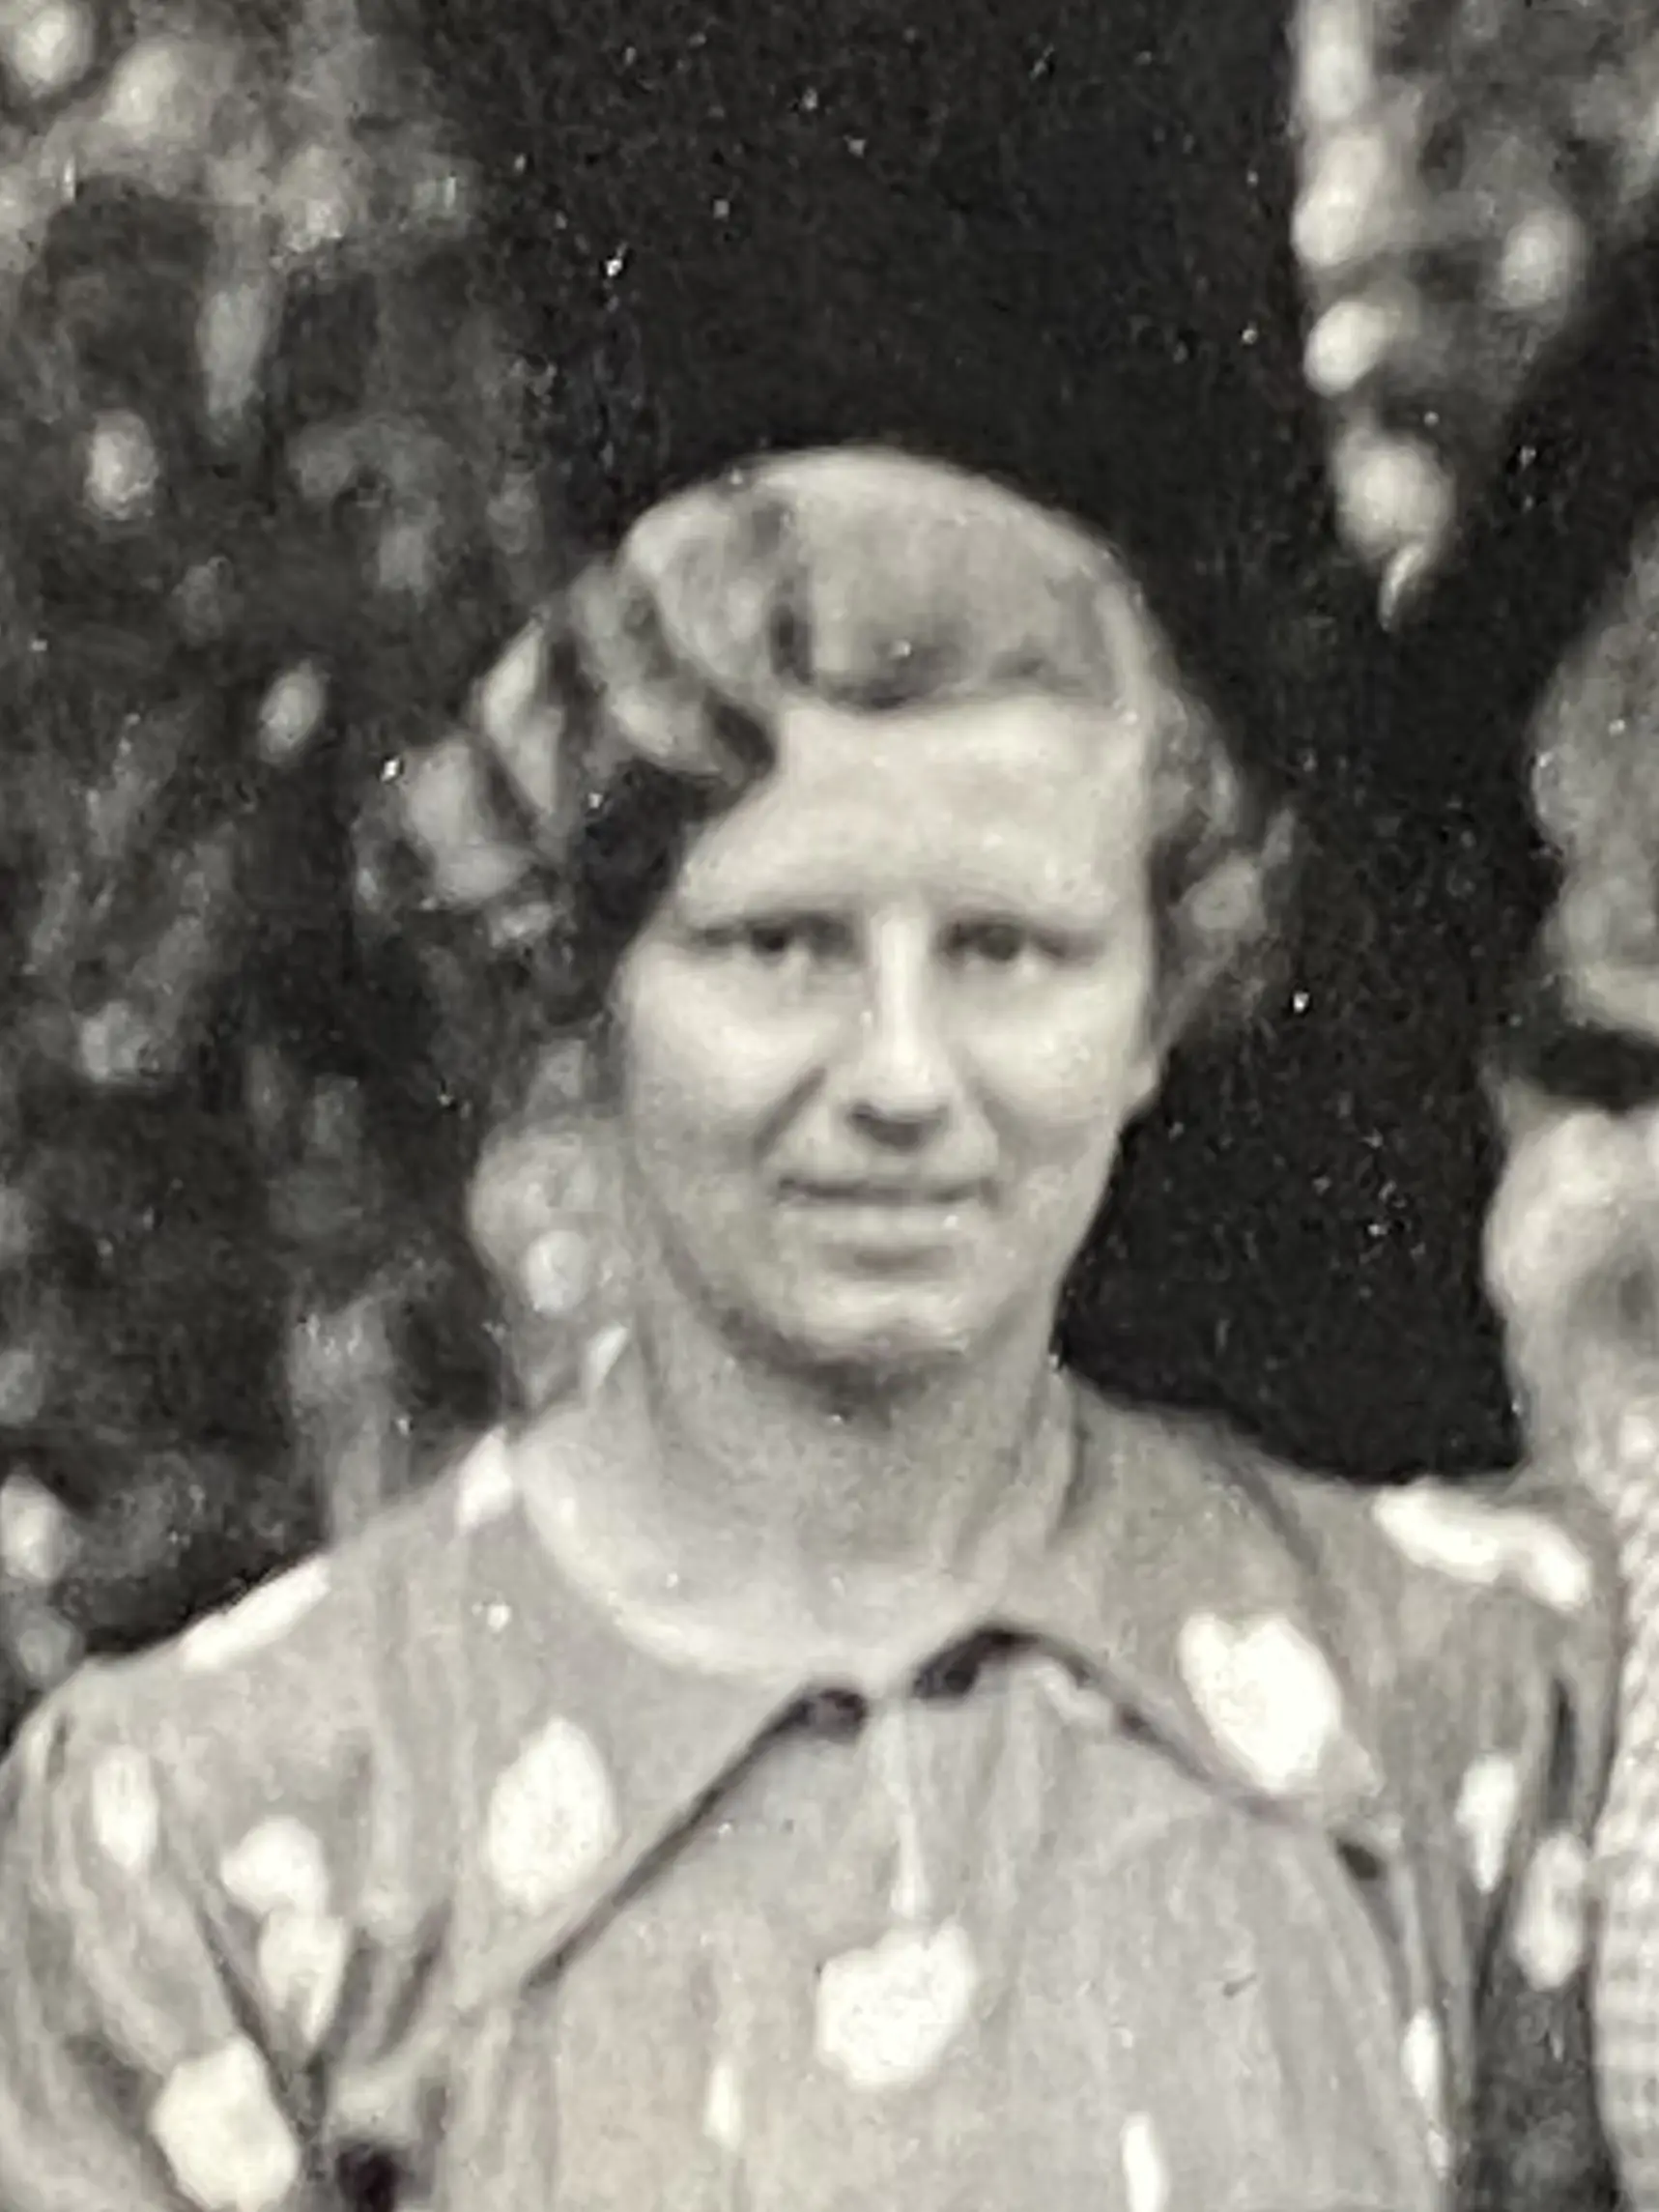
[625,1274,1068,1589]
[517,1257,1073,1683]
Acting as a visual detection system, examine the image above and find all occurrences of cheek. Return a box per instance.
[615,959,830,1154]
[972,972,1158,1151]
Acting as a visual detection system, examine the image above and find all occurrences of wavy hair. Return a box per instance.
[392,445,1294,1119]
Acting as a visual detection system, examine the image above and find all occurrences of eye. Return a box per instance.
[947,919,1061,973]
[954,920,1032,967]
[698,915,854,972]
[747,921,816,965]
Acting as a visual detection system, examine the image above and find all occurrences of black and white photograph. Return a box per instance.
[0,0,1657,2204]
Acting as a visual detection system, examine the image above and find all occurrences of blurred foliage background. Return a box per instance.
[5,0,1659,1743]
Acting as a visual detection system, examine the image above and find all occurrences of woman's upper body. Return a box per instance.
[0,1346,1625,2212]
[0,445,1629,2211]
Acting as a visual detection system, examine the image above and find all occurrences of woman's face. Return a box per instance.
[613,690,1163,1375]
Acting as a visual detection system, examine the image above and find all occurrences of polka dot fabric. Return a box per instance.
[0,1376,1622,2210]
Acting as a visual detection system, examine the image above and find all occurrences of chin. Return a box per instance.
[762,1287,994,1380]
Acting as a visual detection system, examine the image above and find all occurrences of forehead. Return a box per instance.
[672,693,1155,909]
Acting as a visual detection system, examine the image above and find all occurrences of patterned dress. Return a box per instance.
[0,1358,1624,2212]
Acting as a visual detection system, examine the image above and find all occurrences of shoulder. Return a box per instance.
[1070,1385,1620,1853]
[0,1419,661,2093]
[1252,1431,1618,1813]
[1075,1384,1617,1669]
[2,1427,529,1909]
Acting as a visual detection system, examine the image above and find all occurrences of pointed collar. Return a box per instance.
[444,1376,1399,2028]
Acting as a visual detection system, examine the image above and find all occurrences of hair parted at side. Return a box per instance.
[392,445,1294,1104]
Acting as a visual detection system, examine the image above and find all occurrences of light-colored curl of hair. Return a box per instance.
[400,445,1295,1079]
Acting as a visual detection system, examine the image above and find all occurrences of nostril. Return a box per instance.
[846,1102,946,1147]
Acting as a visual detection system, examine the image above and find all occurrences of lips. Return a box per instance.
[780,1179,987,1208]
[776,1182,991,1254]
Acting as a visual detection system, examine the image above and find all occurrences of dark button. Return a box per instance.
[331,2144,402,2212]
[910,1626,1025,1703]
[792,1686,870,1740]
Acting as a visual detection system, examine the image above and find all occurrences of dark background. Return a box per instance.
[405,0,1659,1479]
[14,0,1659,1738]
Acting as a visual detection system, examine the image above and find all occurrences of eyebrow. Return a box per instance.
[665,879,1124,933]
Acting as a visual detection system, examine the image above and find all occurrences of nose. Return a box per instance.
[837,920,957,1141]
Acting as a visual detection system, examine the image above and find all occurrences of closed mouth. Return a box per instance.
[781,1180,987,1208]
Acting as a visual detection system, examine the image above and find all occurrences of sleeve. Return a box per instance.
[1468,1832,1624,2212]
[0,1667,315,2212]
[1373,1460,1628,2212]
